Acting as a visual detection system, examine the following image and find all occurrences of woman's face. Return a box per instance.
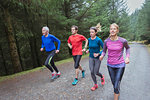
[90,29,96,38]
[71,27,78,35]
[109,25,119,36]
[42,28,48,36]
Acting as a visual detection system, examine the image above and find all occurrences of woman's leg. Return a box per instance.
[114,67,125,94]
[94,59,103,78]
[114,67,125,100]
[114,93,120,100]
[94,59,105,85]
[89,57,97,84]
[108,66,125,100]
[107,66,115,87]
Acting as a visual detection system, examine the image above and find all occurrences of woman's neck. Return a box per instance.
[110,35,118,41]
[91,36,96,40]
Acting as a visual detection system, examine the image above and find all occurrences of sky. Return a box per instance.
[125,0,145,15]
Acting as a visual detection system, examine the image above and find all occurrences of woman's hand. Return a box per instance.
[125,57,130,64]
[86,50,89,54]
[99,55,104,61]
[93,53,99,57]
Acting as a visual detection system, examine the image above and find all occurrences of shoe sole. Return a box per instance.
[91,87,98,91]
[72,82,78,86]
[50,75,61,82]
[72,84,77,86]
[91,88,97,91]
[50,78,55,82]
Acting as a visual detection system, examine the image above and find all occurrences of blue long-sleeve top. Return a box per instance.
[41,34,61,52]
[88,36,103,59]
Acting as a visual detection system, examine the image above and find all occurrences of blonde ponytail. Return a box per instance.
[96,23,102,32]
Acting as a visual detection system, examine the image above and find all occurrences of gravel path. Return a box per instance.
[0,43,150,100]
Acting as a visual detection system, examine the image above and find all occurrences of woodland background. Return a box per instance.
[0,0,150,75]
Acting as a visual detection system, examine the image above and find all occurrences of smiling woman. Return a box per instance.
[100,23,130,100]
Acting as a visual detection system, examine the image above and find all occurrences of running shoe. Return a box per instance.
[72,78,78,85]
[91,84,98,91]
[56,72,61,78]
[50,74,57,82]
[82,70,85,78]
[52,72,56,77]
[101,75,105,85]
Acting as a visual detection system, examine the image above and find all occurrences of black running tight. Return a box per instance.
[73,55,82,69]
[44,50,59,73]
[107,66,125,94]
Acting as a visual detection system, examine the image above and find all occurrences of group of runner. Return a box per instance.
[40,23,130,100]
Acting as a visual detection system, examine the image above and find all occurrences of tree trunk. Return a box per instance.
[3,8,22,73]
[29,38,39,68]
[0,44,8,75]
[13,28,24,70]
[24,5,41,68]
[34,38,41,67]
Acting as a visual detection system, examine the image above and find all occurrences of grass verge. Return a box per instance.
[0,54,89,82]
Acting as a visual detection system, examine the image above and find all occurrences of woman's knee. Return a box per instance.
[90,71,95,75]
[114,88,120,94]
[74,65,79,69]
[95,71,100,75]
[114,82,120,94]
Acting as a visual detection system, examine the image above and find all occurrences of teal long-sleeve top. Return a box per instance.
[41,34,61,52]
[88,36,103,59]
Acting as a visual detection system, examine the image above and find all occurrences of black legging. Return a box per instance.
[73,55,82,69]
[107,66,125,94]
[44,50,59,73]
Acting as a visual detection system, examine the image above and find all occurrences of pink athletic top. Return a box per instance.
[102,37,130,65]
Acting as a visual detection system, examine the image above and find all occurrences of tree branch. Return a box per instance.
[76,0,98,20]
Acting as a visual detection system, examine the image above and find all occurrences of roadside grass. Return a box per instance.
[147,44,150,53]
[0,54,89,82]
[129,40,150,54]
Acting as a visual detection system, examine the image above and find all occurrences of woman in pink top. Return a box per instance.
[99,23,130,100]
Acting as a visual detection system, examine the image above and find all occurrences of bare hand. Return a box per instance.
[69,45,72,49]
[125,57,130,64]
[55,50,59,53]
[82,48,86,52]
[99,55,104,61]
[86,50,89,54]
[40,48,44,51]
[93,53,99,57]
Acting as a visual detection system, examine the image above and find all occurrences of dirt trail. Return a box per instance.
[0,43,150,100]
